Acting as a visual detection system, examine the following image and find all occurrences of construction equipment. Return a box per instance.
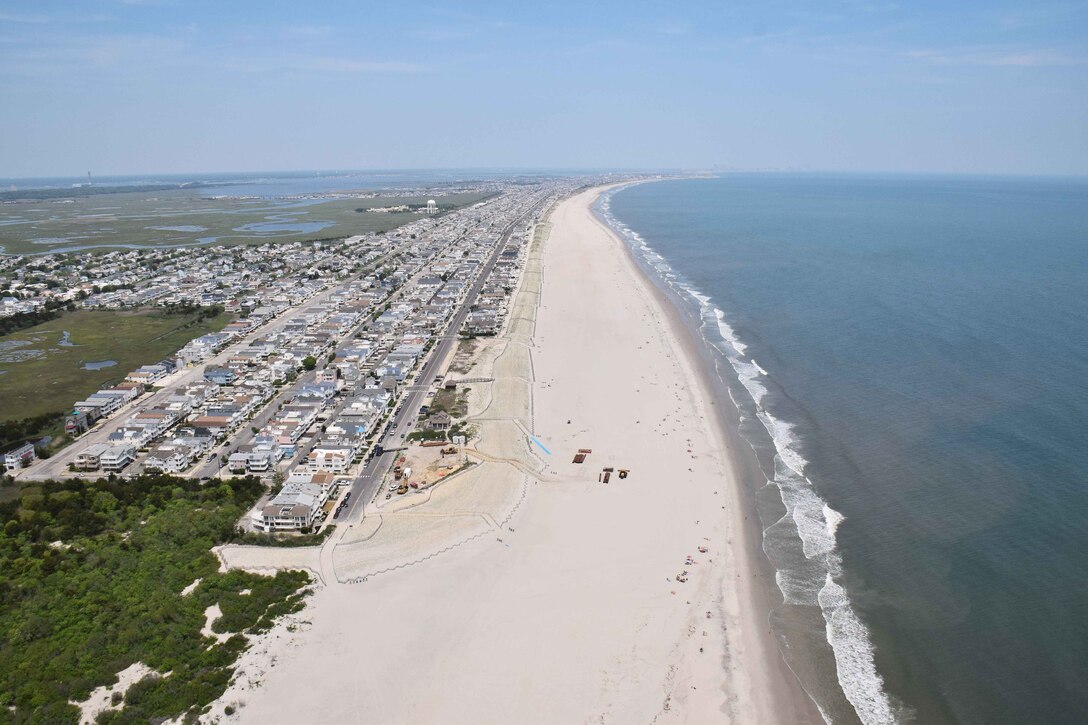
[397,483,409,495]
[573,453,586,464]
[618,469,629,479]
[603,470,611,483]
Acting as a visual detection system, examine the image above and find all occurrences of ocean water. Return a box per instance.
[603,175,1088,724]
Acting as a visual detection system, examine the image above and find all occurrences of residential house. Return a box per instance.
[99,444,136,472]
[426,412,452,432]
[2,442,36,472]
[250,473,334,532]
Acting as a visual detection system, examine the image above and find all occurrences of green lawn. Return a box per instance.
[0,309,231,421]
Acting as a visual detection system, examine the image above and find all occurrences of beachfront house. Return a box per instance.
[250,472,334,532]
[426,412,452,432]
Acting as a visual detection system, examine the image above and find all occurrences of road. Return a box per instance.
[21,277,354,481]
[338,194,548,523]
[30,232,411,481]
[193,219,482,481]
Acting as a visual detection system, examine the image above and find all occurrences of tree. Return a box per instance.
[302,356,317,371]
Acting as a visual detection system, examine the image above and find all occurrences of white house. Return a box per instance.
[144,445,194,474]
[2,442,36,472]
[99,444,136,472]
[250,472,334,532]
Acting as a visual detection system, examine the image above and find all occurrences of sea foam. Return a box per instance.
[596,188,897,725]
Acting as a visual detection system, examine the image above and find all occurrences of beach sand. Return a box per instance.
[217,185,819,724]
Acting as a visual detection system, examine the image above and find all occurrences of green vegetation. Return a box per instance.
[159,302,224,320]
[0,307,232,422]
[0,413,65,477]
[0,182,215,202]
[428,387,469,418]
[301,355,317,371]
[230,525,336,547]
[406,429,446,442]
[0,413,64,452]
[448,422,475,441]
[0,303,72,337]
[0,473,311,723]
[0,189,494,255]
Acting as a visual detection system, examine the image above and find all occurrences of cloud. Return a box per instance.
[415,27,473,41]
[655,20,690,36]
[414,17,511,42]
[281,25,335,39]
[0,12,49,23]
[293,57,428,73]
[907,47,1088,68]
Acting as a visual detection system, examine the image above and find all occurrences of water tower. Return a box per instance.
[426,199,438,215]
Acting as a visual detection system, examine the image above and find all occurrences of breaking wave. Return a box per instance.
[596,188,897,725]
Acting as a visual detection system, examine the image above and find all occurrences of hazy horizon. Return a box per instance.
[1,0,1086,178]
[5,167,1088,185]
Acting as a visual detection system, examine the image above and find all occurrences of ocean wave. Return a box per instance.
[820,574,897,725]
[714,308,749,356]
[824,504,845,538]
[596,188,897,725]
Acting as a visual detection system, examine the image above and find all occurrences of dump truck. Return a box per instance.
[573,453,587,464]
[603,471,611,483]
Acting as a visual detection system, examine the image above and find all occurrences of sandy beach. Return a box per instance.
[213,185,819,724]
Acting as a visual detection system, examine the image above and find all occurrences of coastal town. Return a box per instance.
[2,177,589,534]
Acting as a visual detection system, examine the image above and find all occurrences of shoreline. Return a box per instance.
[586,183,826,722]
[210,182,823,723]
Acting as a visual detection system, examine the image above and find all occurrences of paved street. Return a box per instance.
[339,194,548,522]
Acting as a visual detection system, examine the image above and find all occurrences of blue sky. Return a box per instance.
[1,0,1086,176]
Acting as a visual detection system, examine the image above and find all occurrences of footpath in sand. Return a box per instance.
[211,187,809,724]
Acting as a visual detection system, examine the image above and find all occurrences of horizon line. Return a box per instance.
[4,167,1088,183]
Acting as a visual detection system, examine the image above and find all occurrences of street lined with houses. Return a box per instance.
[9,178,588,538]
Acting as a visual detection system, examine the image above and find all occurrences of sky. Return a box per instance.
[1,0,1086,177]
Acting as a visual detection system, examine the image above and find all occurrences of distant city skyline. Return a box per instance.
[1,0,1086,177]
